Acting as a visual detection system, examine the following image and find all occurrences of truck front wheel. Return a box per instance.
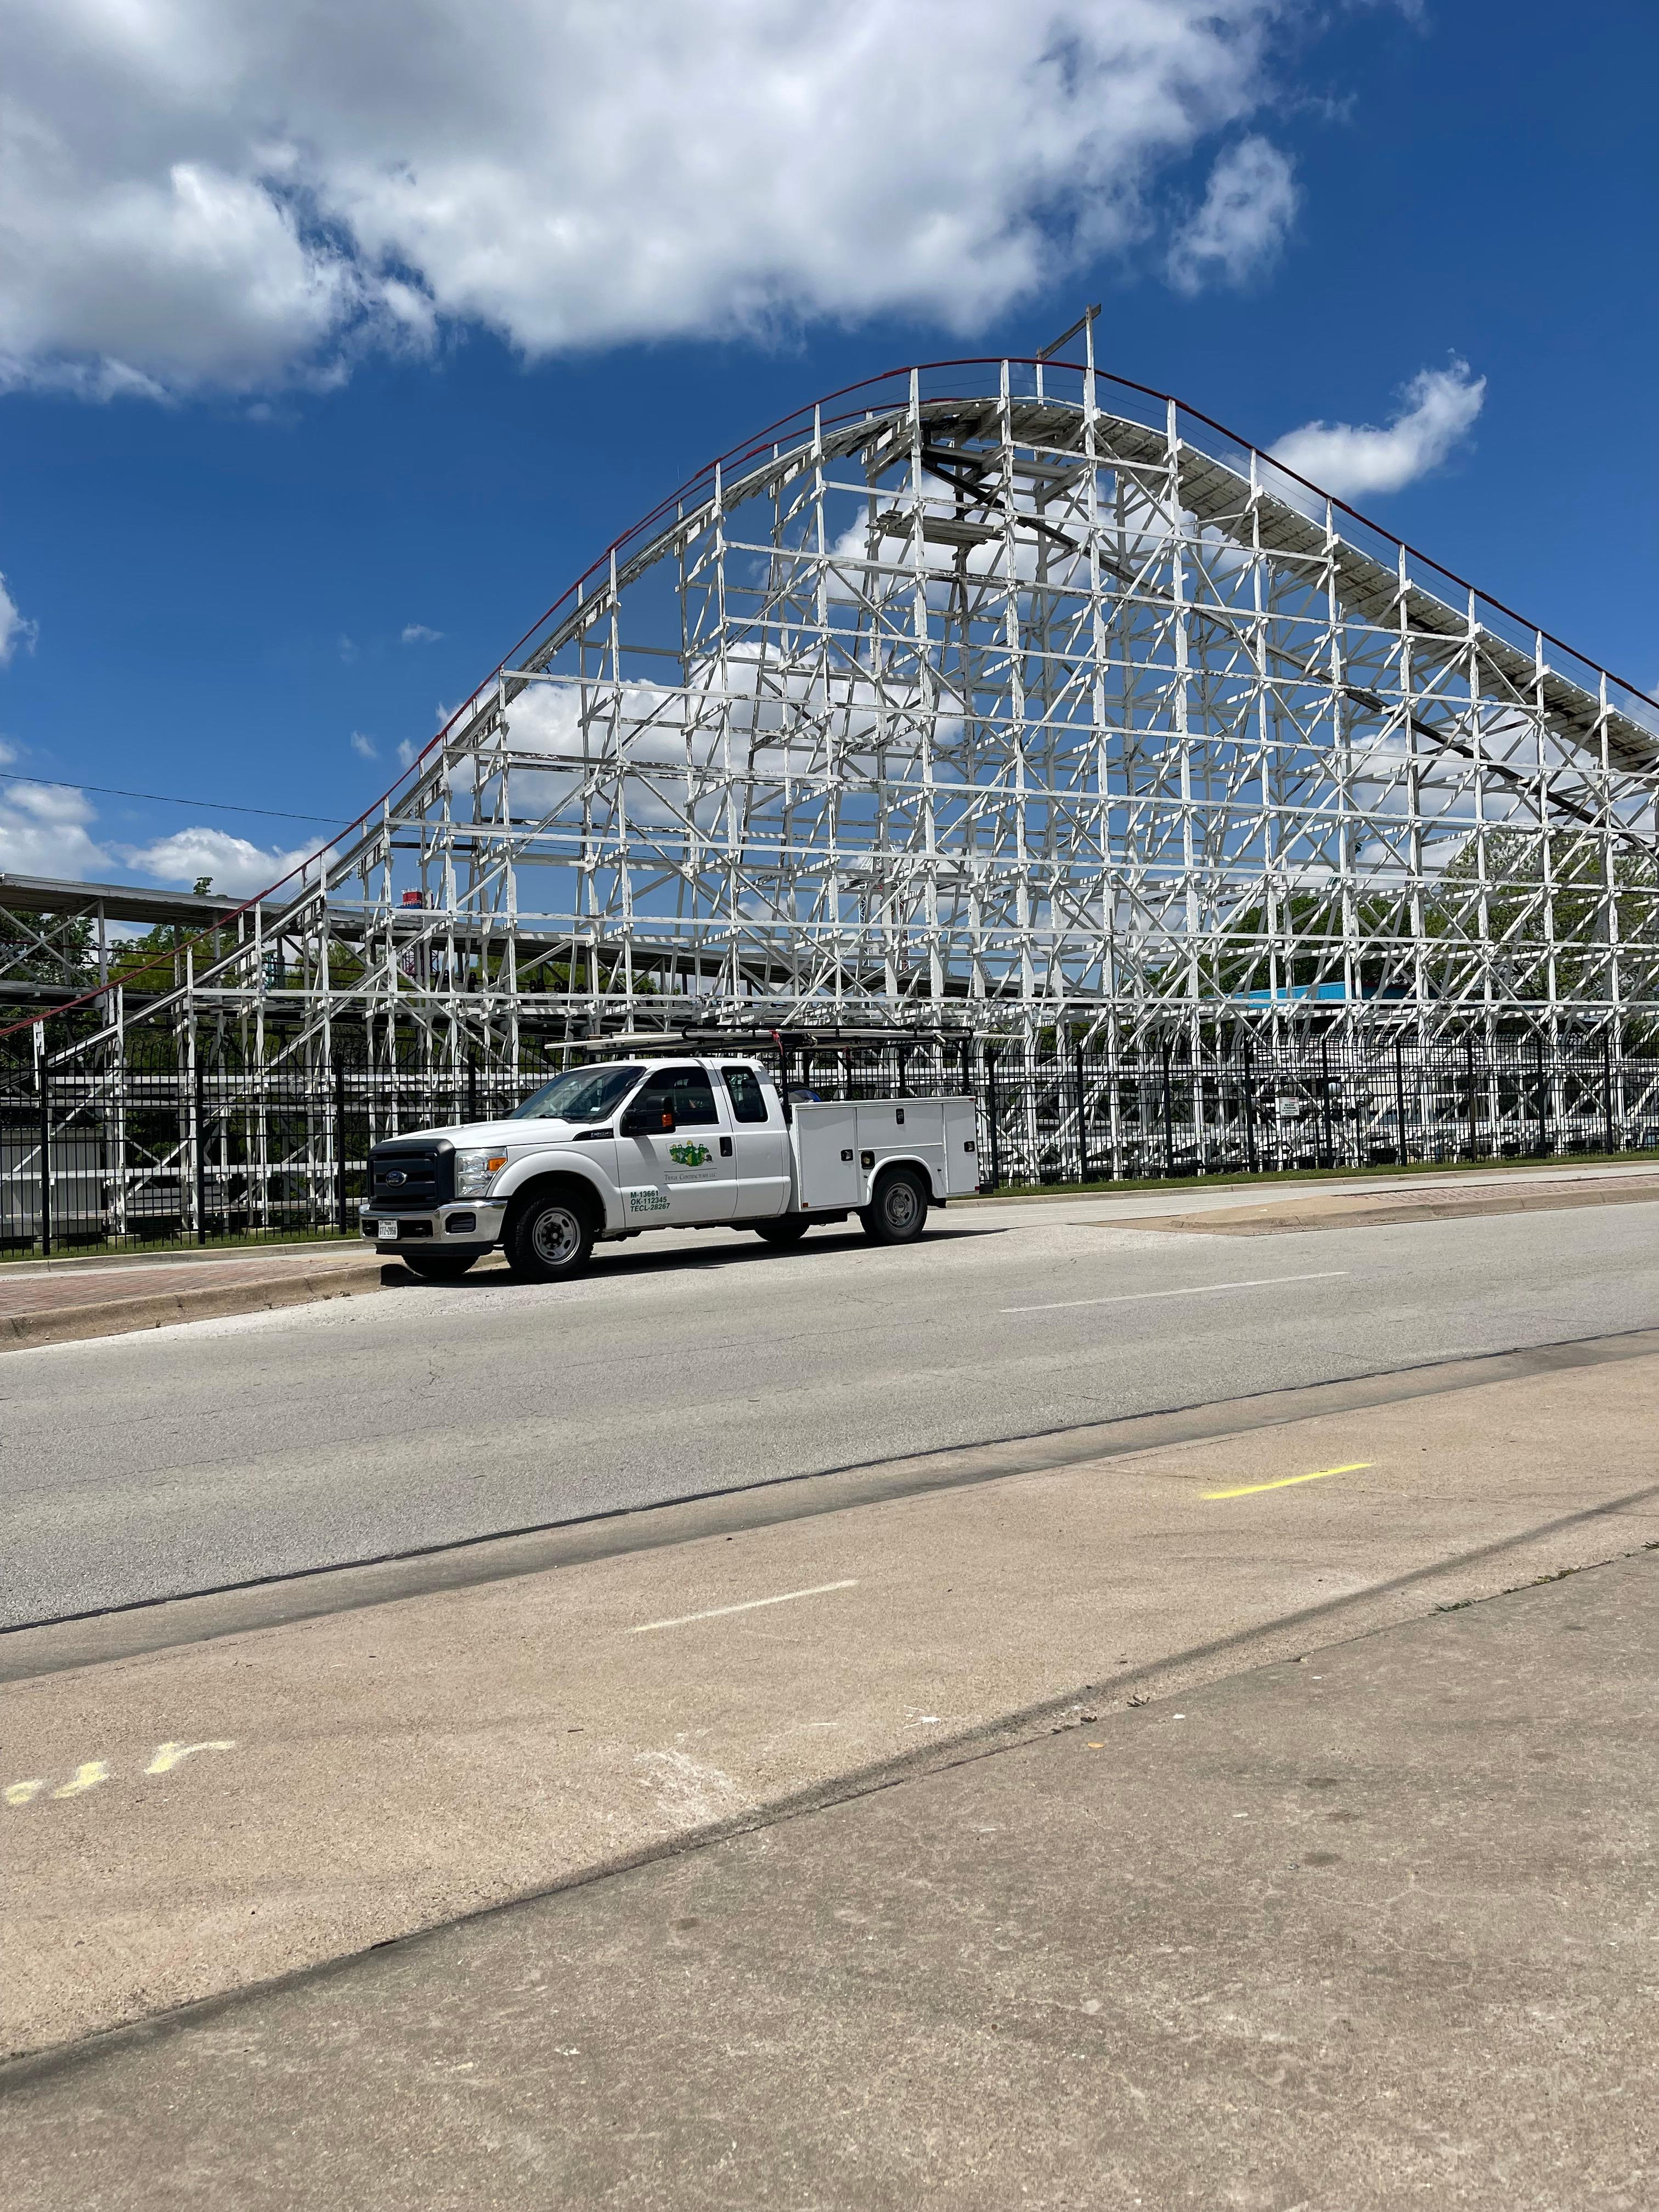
[506,1190,596,1283]
[860,1166,928,1245]
[400,1251,482,1281]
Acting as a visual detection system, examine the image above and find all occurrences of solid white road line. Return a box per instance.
[628,1579,860,1635]
[1002,1269,1348,1314]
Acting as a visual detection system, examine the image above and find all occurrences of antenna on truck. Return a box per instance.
[770,1028,793,1125]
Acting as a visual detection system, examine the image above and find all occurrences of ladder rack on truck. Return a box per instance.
[360,1037,979,1283]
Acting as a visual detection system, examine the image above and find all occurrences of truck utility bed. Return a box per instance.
[792,1097,977,1211]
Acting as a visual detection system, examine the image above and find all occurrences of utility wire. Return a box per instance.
[0,768,336,829]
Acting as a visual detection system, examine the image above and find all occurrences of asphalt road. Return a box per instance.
[4,1190,1657,1630]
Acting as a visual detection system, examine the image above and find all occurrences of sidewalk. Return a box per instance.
[0,1240,394,1350]
[1120,1166,1659,1236]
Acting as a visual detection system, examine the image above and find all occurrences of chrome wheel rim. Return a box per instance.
[531,1205,582,1267]
[884,1181,919,1232]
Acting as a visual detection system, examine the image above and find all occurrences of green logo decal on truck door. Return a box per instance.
[667,1142,713,1167]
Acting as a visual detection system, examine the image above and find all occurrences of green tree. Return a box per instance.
[0,905,96,990]
[1420,830,1659,1016]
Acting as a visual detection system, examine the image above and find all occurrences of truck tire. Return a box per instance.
[401,1251,482,1281]
[860,1166,928,1245]
[506,1189,596,1283]
[753,1217,809,1247]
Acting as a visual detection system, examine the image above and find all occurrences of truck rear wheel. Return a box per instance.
[753,1217,809,1247]
[860,1166,928,1245]
[506,1190,595,1283]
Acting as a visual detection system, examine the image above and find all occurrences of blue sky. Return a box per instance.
[0,0,1654,896]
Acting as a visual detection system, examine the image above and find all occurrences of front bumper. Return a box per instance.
[359,1201,507,1248]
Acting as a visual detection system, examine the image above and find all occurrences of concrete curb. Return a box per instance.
[0,1261,395,1353]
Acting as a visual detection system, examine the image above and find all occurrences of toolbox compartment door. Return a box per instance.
[791,1103,860,1209]
[854,1098,944,1193]
[941,1096,980,1195]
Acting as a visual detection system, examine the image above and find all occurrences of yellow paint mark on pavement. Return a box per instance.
[4,1780,44,1807]
[52,1762,110,1799]
[1204,1461,1372,1502]
[146,1740,236,1774]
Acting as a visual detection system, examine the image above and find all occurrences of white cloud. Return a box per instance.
[125,826,319,898]
[1167,134,1298,292]
[0,1,1291,396]
[0,780,112,879]
[0,772,321,896]
[396,737,419,769]
[0,572,38,662]
[0,157,357,398]
[1268,359,1486,500]
[401,623,441,645]
[349,730,377,759]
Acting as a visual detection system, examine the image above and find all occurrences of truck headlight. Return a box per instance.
[454,1149,508,1198]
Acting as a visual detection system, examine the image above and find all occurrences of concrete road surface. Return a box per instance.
[4,1319,1657,2055]
[4,1179,1658,1629]
[3,1550,1652,2210]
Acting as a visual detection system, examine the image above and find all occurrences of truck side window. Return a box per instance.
[721,1066,770,1124]
[636,1065,719,1126]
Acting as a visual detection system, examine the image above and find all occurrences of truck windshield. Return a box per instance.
[510,1065,644,1123]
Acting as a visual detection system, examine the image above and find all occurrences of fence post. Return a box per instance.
[1074,1040,1090,1186]
[37,1059,51,1259]
[1393,1034,1409,1167]
[1601,1026,1619,1150]
[1243,1035,1257,1175]
[1465,1034,1479,1161]
[986,1047,1002,1193]
[194,1063,208,1244]
[335,1061,350,1233]
[1533,1029,1548,1159]
[1318,1032,1335,1169]
[468,1058,478,1124]
[1160,1040,1174,1179]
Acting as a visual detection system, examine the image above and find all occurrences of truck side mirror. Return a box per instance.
[620,1103,675,1136]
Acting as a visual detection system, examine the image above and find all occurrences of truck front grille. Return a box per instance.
[368,1144,452,1209]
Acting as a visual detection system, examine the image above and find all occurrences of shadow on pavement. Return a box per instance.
[385,1222,1002,1289]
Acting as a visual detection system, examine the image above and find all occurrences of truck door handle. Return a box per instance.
[720,1136,733,1158]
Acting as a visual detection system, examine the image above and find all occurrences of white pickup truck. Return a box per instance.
[362,1046,980,1282]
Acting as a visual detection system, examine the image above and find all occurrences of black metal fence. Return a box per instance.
[0,1062,532,1257]
[3,1029,1656,1256]
[967,1029,1659,1190]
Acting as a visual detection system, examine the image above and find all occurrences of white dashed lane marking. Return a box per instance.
[629,1581,859,1635]
[1002,1269,1347,1314]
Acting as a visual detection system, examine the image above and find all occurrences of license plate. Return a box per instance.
[375,1220,398,1241]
